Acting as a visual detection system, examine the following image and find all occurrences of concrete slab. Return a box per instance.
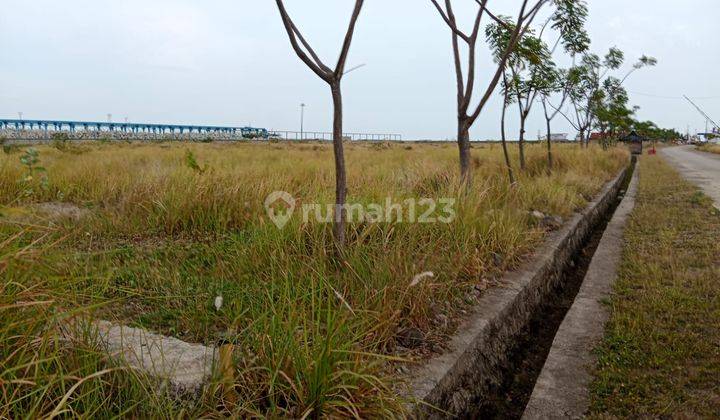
[80,320,217,396]
[522,165,639,419]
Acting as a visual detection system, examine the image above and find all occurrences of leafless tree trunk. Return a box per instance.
[517,101,528,171]
[430,0,547,185]
[542,100,553,170]
[541,86,573,171]
[330,82,347,246]
[275,0,364,250]
[500,87,516,185]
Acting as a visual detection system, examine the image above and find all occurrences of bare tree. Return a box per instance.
[430,0,548,184]
[275,0,364,249]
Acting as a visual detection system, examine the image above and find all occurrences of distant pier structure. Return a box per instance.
[0,118,401,142]
[0,118,269,139]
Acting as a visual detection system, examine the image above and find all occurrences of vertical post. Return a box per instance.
[300,103,306,140]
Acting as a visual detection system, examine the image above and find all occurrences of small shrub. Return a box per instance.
[51,132,70,151]
[19,148,49,197]
[184,149,208,174]
[0,137,16,154]
[689,191,711,207]
[370,141,392,151]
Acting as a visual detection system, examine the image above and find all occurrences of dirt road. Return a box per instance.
[661,145,720,209]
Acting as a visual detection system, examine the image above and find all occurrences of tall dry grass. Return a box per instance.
[0,140,628,417]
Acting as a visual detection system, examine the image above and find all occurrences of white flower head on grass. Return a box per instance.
[409,271,435,288]
[214,295,223,311]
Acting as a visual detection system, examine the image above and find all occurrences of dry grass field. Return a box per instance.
[0,140,628,417]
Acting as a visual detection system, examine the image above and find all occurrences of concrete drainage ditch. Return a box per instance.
[522,164,639,419]
[405,161,636,418]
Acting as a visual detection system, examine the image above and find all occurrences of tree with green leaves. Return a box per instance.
[429,0,549,184]
[593,77,637,142]
[557,49,656,147]
[488,22,552,171]
[538,0,590,169]
[631,120,681,142]
[488,0,589,175]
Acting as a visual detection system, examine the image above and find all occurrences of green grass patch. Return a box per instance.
[590,156,720,417]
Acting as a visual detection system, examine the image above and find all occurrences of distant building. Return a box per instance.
[574,132,605,142]
[698,127,719,143]
[620,131,645,155]
[538,132,568,141]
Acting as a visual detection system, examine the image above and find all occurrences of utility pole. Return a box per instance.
[684,95,719,132]
[300,103,306,140]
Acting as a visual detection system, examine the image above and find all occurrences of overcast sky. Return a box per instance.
[1,0,718,140]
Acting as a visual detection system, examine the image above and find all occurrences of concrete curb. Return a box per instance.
[521,166,639,419]
[405,166,630,418]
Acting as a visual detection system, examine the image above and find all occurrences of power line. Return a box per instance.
[628,91,720,100]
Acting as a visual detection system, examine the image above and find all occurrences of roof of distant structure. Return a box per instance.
[620,130,645,142]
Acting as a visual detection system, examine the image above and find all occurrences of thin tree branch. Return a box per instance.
[479,3,511,30]
[275,0,331,82]
[334,0,365,79]
[444,0,466,108]
[430,0,471,42]
[468,0,545,124]
[460,0,488,112]
[548,99,580,130]
[289,21,332,74]
[523,0,548,21]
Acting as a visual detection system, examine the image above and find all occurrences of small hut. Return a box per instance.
[620,130,645,155]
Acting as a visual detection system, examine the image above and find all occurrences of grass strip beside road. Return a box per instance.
[697,143,720,154]
[590,156,720,417]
